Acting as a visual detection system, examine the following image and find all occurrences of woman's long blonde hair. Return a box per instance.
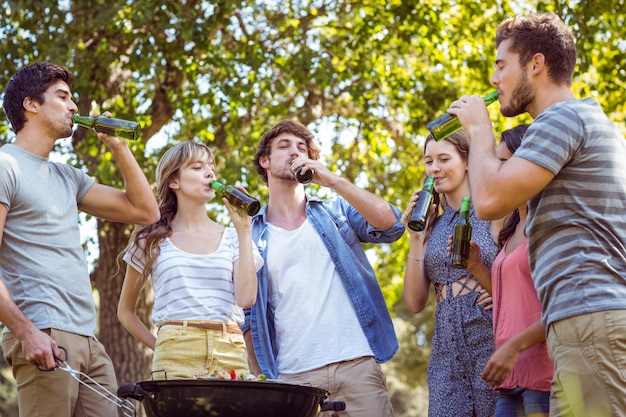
[119,141,215,282]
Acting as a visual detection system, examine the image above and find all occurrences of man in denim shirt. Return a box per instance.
[243,120,403,416]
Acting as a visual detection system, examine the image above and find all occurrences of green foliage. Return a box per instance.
[1,0,625,411]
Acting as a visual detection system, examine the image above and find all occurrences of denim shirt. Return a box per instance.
[242,195,404,378]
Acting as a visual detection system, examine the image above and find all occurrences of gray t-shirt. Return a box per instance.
[515,98,626,327]
[0,144,96,336]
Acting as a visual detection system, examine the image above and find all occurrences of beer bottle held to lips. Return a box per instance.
[408,175,435,232]
[210,180,261,216]
[450,196,472,269]
[426,91,499,141]
[72,114,141,141]
[290,158,314,184]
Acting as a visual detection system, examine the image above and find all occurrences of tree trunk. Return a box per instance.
[92,219,154,416]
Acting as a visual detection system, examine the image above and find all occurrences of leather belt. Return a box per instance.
[159,321,243,335]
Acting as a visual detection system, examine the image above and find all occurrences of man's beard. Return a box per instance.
[268,159,298,182]
[500,71,535,118]
[48,116,74,139]
[61,126,74,139]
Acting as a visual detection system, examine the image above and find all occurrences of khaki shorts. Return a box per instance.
[547,309,626,417]
[2,328,118,417]
[152,320,249,380]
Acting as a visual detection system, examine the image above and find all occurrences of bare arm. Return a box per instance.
[117,264,156,349]
[482,320,547,388]
[0,205,60,369]
[321,174,397,229]
[226,193,258,309]
[400,193,431,313]
[403,234,431,313]
[78,131,159,225]
[291,156,397,228]
[448,96,554,219]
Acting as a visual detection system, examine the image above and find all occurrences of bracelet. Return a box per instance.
[407,255,424,262]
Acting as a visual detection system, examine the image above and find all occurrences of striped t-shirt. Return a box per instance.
[124,227,263,325]
[515,98,626,327]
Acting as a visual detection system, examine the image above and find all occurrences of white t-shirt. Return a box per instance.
[124,227,263,325]
[266,219,372,374]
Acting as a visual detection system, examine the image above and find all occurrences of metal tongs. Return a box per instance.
[37,346,135,417]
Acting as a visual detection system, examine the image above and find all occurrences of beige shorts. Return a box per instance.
[279,356,394,417]
[2,328,118,417]
[152,320,249,380]
[547,309,626,417]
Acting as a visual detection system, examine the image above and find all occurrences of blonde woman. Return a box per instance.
[118,141,262,379]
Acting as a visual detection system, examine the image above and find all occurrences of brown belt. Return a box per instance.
[159,321,243,335]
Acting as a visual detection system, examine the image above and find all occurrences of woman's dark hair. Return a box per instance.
[497,124,530,247]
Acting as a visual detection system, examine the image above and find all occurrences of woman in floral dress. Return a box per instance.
[402,130,500,417]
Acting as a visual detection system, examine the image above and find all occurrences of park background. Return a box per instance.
[0,0,624,416]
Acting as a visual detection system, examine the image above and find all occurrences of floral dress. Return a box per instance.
[424,203,499,417]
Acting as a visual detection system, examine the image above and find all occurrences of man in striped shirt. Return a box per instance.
[449,12,626,417]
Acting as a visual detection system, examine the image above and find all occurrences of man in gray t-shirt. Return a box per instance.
[0,62,159,417]
[449,13,626,417]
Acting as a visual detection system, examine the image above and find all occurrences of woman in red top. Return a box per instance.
[470,124,553,417]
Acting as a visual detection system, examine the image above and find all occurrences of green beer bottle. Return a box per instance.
[450,196,472,269]
[426,91,499,141]
[408,175,435,232]
[210,180,261,216]
[72,115,141,141]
